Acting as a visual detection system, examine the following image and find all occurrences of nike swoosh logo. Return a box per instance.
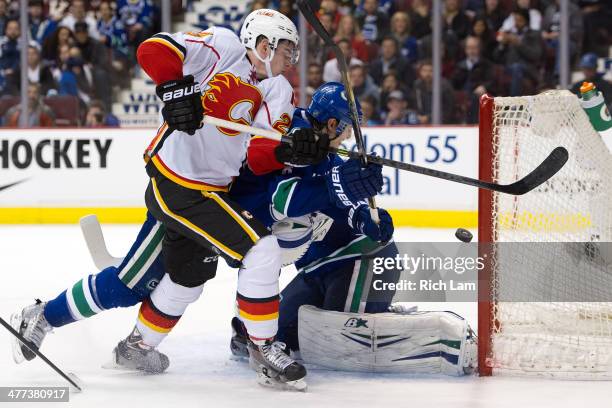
[0,179,27,192]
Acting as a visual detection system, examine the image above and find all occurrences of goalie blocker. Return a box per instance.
[298,305,477,376]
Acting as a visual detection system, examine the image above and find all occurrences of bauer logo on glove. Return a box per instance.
[160,83,201,102]
[156,75,204,136]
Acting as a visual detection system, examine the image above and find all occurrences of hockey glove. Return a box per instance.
[326,158,383,209]
[274,127,330,166]
[351,206,394,242]
[156,75,204,135]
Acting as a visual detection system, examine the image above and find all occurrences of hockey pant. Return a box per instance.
[277,242,401,351]
[143,162,282,343]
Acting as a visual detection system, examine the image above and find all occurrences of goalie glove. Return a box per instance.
[274,127,330,166]
[350,206,394,242]
[326,158,383,209]
[156,75,203,135]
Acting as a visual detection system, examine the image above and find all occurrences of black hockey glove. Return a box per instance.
[156,75,204,135]
[274,127,330,166]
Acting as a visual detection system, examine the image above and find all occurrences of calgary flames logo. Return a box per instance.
[203,72,263,136]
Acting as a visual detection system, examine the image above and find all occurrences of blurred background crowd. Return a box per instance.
[0,0,610,127]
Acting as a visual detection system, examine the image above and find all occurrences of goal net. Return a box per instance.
[478,90,612,379]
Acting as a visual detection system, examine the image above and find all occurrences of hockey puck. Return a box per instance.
[455,228,473,243]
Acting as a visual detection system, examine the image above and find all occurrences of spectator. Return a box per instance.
[74,21,112,109]
[500,0,541,33]
[334,15,371,62]
[444,0,471,41]
[25,42,56,96]
[409,0,431,39]
[60,0,100,40]
[452,36,496,123]
[0,19,20,96]
[318,0,342,27]
[349,63,380,104]
[85,99,119,127]
[250,0,269,10]
[278,0,298,27]
[307,12,334,64]
[41,26,74,67]
[494,8,543,96]
[4,82,55,126]
[28,0,47,44]
[412,60,455,124]
[419,31,460,77]
[469,16,496,60]
[98,1,128,60]
[357,0,390,43]
[580,0,611,58]
[570,53,612,109]
[370,36,414,88]
[383,89,420,125]
[380,71,403,109]
[360,94,381,125]
[306,62,324,96]
[58,46,94,108]
[478,0,506,32]
[541,0,583,82]
[0,0,8,39]
[116,0,153,49]
[390,11,418,64]
[323,38,363,82]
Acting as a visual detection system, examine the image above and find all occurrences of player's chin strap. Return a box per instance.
[252,47,276,78]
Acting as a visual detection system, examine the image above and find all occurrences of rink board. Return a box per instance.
[0,127,478,227]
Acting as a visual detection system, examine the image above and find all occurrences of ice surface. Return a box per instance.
[0,225,609,407]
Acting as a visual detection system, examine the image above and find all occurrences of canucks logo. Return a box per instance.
[344,317,368,328]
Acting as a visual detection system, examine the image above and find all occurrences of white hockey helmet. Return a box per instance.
[240,9,300,77]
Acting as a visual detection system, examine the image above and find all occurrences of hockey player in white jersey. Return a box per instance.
[124,10,330,389]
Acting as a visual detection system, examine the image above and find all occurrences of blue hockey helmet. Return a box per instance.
[307,82,362,138]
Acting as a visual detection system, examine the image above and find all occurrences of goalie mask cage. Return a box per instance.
[478,91,612,379]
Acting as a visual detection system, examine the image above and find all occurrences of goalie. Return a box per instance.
[231,83,478,376]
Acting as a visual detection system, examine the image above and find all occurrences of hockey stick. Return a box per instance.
[79,215,123,270]
[0,316,82,391]
[205,116,569,195]
[296,0,379,223]
[333,145,569,195]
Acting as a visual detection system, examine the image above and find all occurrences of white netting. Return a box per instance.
[485,90,612,379]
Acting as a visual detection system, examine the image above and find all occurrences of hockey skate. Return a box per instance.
[110,327,170,374]
[10,299,52,364]
[229,317,249,359]
[248,339,307,391]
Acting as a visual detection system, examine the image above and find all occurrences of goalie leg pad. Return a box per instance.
[298,305,477,375]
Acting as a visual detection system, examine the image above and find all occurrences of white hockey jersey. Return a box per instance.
[144,27,294,191]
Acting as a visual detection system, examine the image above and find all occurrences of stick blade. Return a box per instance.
[504,146,569,195]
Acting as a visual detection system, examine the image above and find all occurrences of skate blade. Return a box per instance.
[102,350,132,371]
[10,312,25,364]
[256,372,307,392]
[229,353,248,362]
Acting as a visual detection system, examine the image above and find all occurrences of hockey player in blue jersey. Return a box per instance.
[9,82,389,373]
[227,82,401,356]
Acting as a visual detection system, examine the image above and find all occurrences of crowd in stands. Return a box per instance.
[0,0,156,126]
[289,0,611,124]
[0,0,610,127]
